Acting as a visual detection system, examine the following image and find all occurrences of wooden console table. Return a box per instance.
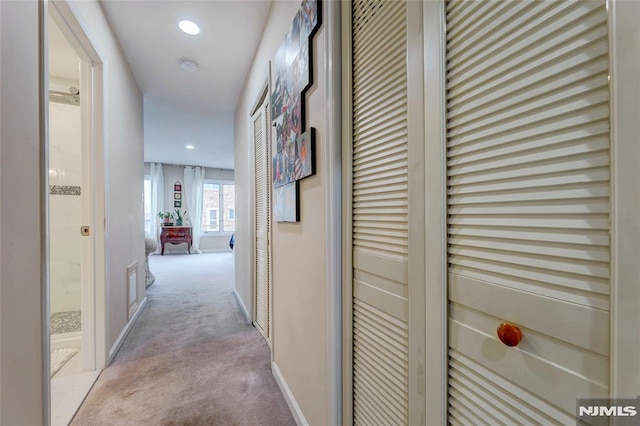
[160,226,192,255]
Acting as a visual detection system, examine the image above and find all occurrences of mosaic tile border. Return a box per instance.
[51,310,81,334]
[50,185,81,196]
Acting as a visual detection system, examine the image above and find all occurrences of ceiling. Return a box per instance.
[100,0,273,170]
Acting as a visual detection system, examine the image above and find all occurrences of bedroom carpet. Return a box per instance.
[71,252,295,426]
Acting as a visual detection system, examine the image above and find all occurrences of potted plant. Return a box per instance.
[157,211,174,226]
[174,209,184,226]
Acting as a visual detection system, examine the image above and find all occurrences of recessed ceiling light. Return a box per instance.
[185,145,195,150]
[179,20,200,35]
[179,58,199,72]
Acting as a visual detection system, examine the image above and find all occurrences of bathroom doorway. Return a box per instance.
[48,15,83,371]
[47,2,107,423]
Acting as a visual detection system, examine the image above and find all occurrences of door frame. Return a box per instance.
[422,1,448,424]
[340,1,354,423]
[608,0,640,397]
[48,0,107,372]
[249,67,273,347]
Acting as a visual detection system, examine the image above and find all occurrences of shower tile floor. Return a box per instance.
[51,311,81,334]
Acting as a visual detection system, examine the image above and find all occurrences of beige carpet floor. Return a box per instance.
[72,252,295,426]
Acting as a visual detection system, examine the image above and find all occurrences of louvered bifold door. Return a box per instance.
[253,99,270,339]
[445,1,611,424]
[349,0,425,424]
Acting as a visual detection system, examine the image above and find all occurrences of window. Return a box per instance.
[144,178,152,234]
[222,184,235,232]
[202,181,235,234]
[207,208,219,231]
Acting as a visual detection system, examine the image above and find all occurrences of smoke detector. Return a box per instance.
[179,58,199,72]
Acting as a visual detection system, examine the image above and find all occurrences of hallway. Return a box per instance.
[72,253,294,425]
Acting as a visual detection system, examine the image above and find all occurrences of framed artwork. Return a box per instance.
[271,0,321,222]
[274,182,299,222]
[174,201,181,208]
[174,183,182,192]
[174,193,181,200]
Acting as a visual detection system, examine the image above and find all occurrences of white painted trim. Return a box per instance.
[127,262,139,320]
[40,4,51,424]
[248,102,258,328]
[249,66,270,117]
[200,248,233,254]
[271,361,309,426]
[266,61,274,358]
[407,2,428,423]
[423,1,448,424]
[80,57,96,373]
[90,60,107,370]
[233,289,250,323]
[50,0,104,62]
[50,332,82,350]
[340,1,354,423]
[107,297,147,363]
[324,1,342,424]
[608,0,640,398]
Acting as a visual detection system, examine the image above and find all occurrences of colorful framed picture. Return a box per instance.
[174,193,181,200]
[174,201,181,208]
[174,183,182,192]
[270,0,321,223]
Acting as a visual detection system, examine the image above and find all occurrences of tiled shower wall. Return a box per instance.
[49,100,82,315]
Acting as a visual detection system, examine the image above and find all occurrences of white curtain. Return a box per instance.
[184,166,205,254]
[149,163,164,253]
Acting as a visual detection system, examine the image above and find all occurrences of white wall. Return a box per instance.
[49,101,82,314]
[71,0,146,354]
[234,1,330,423]
[0,1,46,423]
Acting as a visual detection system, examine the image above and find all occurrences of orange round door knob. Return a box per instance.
[497,323,522,347]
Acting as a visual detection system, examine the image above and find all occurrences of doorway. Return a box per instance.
[48,14,83,369]
[47,2,107,424]
[251,85,272,342]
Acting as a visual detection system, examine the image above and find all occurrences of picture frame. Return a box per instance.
[174,201,181,208]
[174,193,181,200]
[271,0,321,223]
[274,181,299,222]
[174,183,182,192]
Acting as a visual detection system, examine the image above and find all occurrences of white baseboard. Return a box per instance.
[272,361,308,426]
[160,248,231,254]
[51,331,82,350]
[108,297,147,363]
[233,289,250,323]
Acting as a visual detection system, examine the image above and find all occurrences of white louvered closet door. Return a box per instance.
[348,0,425,424]
[253,95,271,340]
[445,1,611,424]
